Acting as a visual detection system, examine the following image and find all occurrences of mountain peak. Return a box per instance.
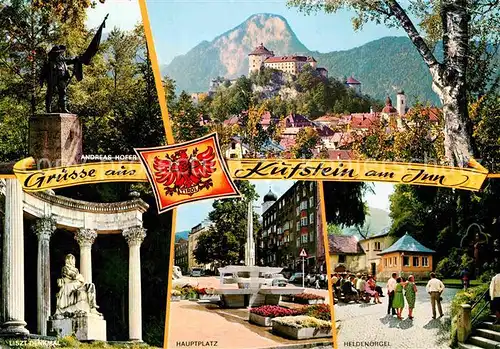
[170,13,310,79]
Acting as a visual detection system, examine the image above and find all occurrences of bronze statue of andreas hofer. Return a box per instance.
[40,45,78,113]
[39,14,108,114]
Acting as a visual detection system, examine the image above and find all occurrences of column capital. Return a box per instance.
[75,228,97,247]
[32,216,57,241]
[122,226,147,246]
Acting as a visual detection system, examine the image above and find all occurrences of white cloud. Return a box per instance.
[86,0,142,32]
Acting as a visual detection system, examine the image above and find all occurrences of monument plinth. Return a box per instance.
[29,113,82,168]
[49,313,106,341]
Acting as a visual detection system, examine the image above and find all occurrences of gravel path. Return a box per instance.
[333,286,458,349]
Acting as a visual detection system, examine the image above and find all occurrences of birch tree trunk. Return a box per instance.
[388,0,474,167]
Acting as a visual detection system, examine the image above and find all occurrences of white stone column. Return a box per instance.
[1,179,29,334]
[33,217,56,336]
[74,228,97,283]
[123,226,147,341]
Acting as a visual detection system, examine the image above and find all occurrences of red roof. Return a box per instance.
[265,55,309,63]
[346,76,361,84]
[404,107,441,122]
[223,116,240,126]
[329,235,363,254]
[280,138,296,149]
[350,114,380,129]
[249,43,273,56]
[382,96,397,113]
[327,150,354,160]
[315,115,339,123]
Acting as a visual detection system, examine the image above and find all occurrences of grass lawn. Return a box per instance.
[415,279,483,287]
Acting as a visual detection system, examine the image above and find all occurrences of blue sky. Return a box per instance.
[86,1,396,231]
[87,0,406,65]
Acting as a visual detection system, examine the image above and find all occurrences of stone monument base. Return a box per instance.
[49,314,106,341]
[29,113,83,168]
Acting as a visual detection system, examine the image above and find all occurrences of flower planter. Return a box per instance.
[249,312,273,327]
[199,294,220,301]
[307,299,325,305]
[170,296,182,302]
[272,322,332,340]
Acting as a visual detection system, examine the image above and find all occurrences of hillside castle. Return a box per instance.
[248,43,329,78]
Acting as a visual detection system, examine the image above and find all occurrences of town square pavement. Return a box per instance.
[333,285,458,349]
[167,276,332,349]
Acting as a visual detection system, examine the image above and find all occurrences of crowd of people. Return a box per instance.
[331,272,384,305]
[331,271,447,321]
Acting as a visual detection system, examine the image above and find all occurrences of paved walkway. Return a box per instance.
[333,285,458,349]
[167,277,333,349]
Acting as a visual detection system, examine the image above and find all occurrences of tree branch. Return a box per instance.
[385,0,441,70]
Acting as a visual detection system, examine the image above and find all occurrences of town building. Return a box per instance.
[358,228,396,276]
[174,238,189,274]
[345,76,362,94]
[377,233,435,281]
[256,182,326,273]
[188,219,213,273]
[190,92,207,105]
[328,235,365,273]
[248,43,328,78]
[226,136,250,159]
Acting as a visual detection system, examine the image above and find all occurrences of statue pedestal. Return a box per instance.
[49,314,106,341]
[29,113,82,168]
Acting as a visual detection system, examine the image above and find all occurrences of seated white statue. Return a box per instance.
[53,254,102,318]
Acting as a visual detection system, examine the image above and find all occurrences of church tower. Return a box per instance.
[261,187,278,214]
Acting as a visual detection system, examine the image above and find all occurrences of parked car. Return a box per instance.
[261,273,288,287]
[288,272,304,284]
[221,272,236,284]
[272,274,288,287]
[190,267,204,277]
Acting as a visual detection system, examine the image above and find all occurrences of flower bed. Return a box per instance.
[249,306,301,327]
[174,285,199,300]
[171,289,182,302]
[272,316,332,340]
[293,293,326,304]
[299,304,331,321]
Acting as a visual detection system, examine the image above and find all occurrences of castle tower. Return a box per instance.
[261,187,277,215]
[248,43,274,75]
[306,56,317,69]
[345,76,361,95]
[396,90,406,116]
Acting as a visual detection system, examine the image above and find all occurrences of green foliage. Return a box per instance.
[479,269,496,283]
[292,127,322,159]
[171,91,208,142]
[450,283,489,345]
[435,248,473,279]
[322,182,368,228]
[194,181,261,265]
[327,224,343,236]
